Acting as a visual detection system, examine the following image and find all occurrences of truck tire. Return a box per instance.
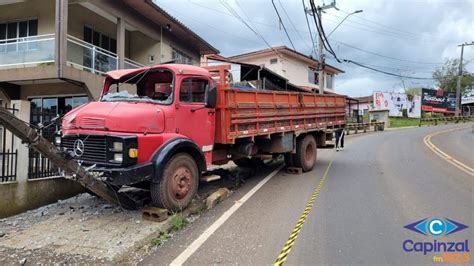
[151,153,199,211]
[294,135,317,172]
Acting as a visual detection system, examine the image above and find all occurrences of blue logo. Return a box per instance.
[404,218,468,237]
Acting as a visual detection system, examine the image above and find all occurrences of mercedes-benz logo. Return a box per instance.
[73,139,85,157]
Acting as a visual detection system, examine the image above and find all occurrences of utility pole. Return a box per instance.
[455,41,474,116]
[308,0,337,94]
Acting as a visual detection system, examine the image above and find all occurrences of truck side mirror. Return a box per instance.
[205,85,217,108]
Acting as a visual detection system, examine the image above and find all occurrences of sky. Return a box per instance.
[155,0,474,97]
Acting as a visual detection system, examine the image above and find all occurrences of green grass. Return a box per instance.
[149,231,170,247]
[389,117,420,128]
[170,214,188,231]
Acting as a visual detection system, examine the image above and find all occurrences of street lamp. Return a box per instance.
[327,10,363,37]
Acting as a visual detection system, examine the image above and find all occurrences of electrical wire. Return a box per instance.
[220,0,282,58]
[277,0,313,53]
[343,59,435,80]
[302,0,317,57]
[271,0,296,50]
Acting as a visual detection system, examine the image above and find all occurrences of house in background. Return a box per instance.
[0,0,218,216]
[350,95,373,115]
[227,46,344,93]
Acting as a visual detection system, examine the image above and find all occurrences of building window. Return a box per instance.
[326,73,334,89]
[83,26,116,54]
[179,78,208,103]
[308,67,319,85]
[270,58,278,64]
[172,48,192,65]
[0,19,38,53]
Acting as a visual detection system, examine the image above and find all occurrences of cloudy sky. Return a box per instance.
[155,0,474,97]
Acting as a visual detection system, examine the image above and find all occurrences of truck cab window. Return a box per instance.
[180,78,208,103]
[102,70,174,104]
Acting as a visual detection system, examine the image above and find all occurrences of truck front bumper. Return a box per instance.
[92,162,155,186]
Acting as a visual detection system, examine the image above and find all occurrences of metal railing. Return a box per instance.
[0,34,145,73]
[0,34,55,67]
[345,122,385,135]
[419,115,474,126]
[67,35,144,74]
[0,104,18,183]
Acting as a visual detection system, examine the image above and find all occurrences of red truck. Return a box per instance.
[58,64,346,210]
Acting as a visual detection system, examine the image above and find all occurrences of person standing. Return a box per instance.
[335,127,345,151]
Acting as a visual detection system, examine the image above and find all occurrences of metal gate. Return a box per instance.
[0,104,18,182]
[28,105,59,179]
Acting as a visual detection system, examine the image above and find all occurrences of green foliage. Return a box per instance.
[389,117,420,128]
[149,231,170,247]
[432,58,474,96]
[170,214,188,231]
[404,87,422,101]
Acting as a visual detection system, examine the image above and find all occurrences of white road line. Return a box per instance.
[170,164,284,266]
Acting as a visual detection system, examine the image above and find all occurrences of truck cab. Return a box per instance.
[60,64,217,210]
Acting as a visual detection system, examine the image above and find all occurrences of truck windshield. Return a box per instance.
[102,69,174,104]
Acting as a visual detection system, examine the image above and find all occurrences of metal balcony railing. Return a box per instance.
[0,34,55,67]
[67,35,144,74]
[0,33,145,73]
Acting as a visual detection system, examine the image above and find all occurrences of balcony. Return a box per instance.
[0,34,55,68]
[0,34,144,74]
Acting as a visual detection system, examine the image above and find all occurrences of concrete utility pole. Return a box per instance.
[455,41,474,116]
[315,1,337,94]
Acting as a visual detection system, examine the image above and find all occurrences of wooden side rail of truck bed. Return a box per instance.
[215,89,346,144]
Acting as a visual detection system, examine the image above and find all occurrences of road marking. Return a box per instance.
[170,164,285,266]
[273,158,334,266]
[423,126,474,177]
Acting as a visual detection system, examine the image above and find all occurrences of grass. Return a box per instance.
[170,214,188,231]
[149,231,170,247]
[389,117,420,128]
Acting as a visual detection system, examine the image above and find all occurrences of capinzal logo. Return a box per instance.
[404,218,468,237]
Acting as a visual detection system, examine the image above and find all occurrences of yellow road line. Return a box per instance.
[273,159,334,266]
[423,126,474,177]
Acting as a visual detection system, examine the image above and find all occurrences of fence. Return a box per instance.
[419,115,474,126]
[0,104,18,183]
[345,122,385,135]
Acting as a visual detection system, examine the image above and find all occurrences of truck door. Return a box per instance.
[175,76,216,164]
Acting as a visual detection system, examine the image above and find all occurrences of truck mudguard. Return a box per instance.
[151,138,206,183]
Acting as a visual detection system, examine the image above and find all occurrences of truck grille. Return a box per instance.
[62,135,107,164]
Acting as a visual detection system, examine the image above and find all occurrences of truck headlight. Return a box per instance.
[113,142,123,152]
[55,136,61,146]
[113,153,123,162]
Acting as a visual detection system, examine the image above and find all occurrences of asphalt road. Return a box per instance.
[140,124,473,265]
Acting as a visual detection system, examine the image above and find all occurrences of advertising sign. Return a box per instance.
[421,88,456,113]
[373,92,420,117]
[407,95,421,118]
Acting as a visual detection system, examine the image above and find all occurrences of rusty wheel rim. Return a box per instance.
[170,166,192,200]
[304,142,315,165]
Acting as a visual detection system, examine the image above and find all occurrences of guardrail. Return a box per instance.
[345,122,385,135]
[419,116,474,126]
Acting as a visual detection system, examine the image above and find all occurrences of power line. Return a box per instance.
[271,0,296,50]
[343,59,435,80]
[277,0,313,53]
[302,0,316,57]
[334,41,443,65]
[337,9,453,42]
[220,0,282,58]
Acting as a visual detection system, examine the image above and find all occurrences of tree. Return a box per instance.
[404,87,422,101]
[432,58,474,96]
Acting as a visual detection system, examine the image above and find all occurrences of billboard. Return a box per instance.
[373,92,420,117]
[421,89,456,113]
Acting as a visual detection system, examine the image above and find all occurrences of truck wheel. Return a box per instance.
[295,135,317,172]
[151,153,199,211]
